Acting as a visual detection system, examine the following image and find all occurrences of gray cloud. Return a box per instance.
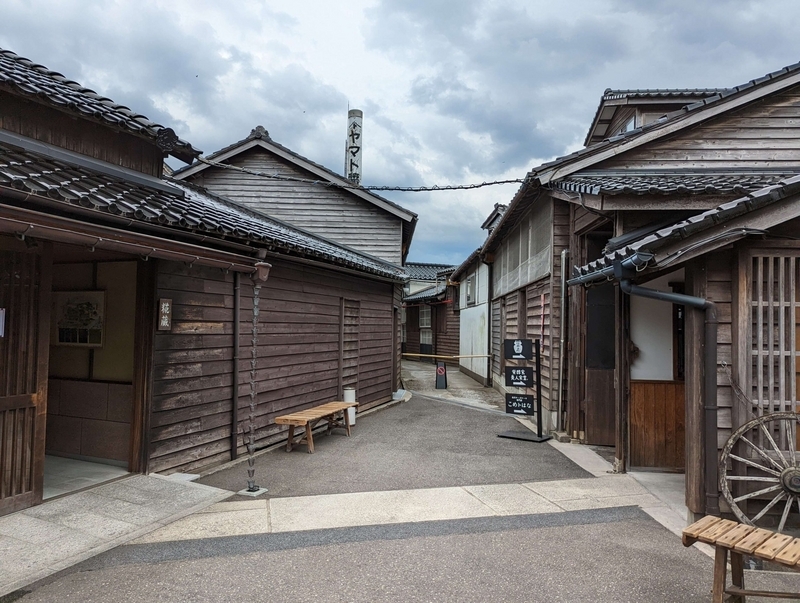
[4,1,800,264]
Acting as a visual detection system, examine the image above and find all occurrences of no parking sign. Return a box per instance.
[435,361,447,389]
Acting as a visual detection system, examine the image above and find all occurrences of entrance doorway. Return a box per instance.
[582,229,616,446]
[43,245,139,497]
[0,236,152,515]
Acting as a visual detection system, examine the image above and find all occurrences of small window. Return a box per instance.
[620,116,635,133]
[466,275,475,306]
[419,305,431,328]
[420,329,433,345]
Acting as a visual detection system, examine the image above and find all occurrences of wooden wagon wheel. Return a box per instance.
[720,411,800,533]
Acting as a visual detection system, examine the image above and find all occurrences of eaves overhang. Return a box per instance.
[567,174,800,287]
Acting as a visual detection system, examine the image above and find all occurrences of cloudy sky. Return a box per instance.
[3,0,800,264]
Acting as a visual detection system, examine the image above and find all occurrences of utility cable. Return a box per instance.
[196,157,525,192]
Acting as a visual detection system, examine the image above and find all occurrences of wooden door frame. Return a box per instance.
[0,241,52,514]
[130,259,156,474]
[32,242,53,504]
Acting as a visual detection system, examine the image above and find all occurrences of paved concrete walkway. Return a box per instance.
[6,362,800,600]
[133,474,660,543]
[0,474,229,596]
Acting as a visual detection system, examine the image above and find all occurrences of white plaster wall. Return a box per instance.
[459,304,488,379]
[629,270,684,381]
[458,263,490,379]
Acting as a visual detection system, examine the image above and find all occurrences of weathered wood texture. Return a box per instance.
[491,299,501,376]
[0,244,51,516]
[189,147,403,265]
[708,250,734,449]
[434,288,460,363]
[149,258,396,474]
[629,380,686,469]
[0,92,164,177]
[404,305,421,356]
[523,279,553,411]
[685,258,707,513]
[598,86,800,170]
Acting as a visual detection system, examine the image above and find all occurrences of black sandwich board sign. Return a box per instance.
[505,393,535,415]
[504,338,533,360]
[505,366,533,388]
[497,338,552,443]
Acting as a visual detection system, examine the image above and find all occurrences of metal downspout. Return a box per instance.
[619,279,720,516]
[487,261,494,386]
[557,249,569,432]
[231,271,241,460]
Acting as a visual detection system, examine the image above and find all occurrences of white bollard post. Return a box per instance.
[343,387,356,425]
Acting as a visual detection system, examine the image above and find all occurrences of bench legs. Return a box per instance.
[305,423,314,454]
[283,409,355,454]
[712,547,746,603]
[730,551,745,603]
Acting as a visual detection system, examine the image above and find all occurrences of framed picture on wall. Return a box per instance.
[52,291,105,347]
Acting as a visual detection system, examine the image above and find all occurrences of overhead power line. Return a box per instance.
[196,157,525,192]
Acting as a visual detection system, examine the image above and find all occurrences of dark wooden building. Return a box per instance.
[481,61,800,517]
[402,270,460,364]
[0,48,407,516]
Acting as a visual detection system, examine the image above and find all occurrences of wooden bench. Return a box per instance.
[274,401,358,453]
[683,515,800,602]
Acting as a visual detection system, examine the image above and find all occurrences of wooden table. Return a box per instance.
[274,401,358,453]
[683,515,800,602]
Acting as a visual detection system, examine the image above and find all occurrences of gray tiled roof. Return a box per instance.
[600,88,728,101]
[569,174,800,283]
[404,262,457,280]
[0,140,405,280]
[0,48,200,162]
[404,282,446,302]
[553,171,795,196]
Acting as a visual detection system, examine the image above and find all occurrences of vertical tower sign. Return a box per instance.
[346,109,363,185]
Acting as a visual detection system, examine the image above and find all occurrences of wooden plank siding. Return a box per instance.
[404,305,421,356]
[707,250,735,449]
[189,148,403,265]
[149,262,235,473]
[523,280,551,412]
[0,92,163,177]
[598,86,800,171]
[148,258,397,473]
[434,288,460,363]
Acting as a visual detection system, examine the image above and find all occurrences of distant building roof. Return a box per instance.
[0,133,405,281]
[404,262,457,280]
[404,282,446,303]
[0,48,200,163]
